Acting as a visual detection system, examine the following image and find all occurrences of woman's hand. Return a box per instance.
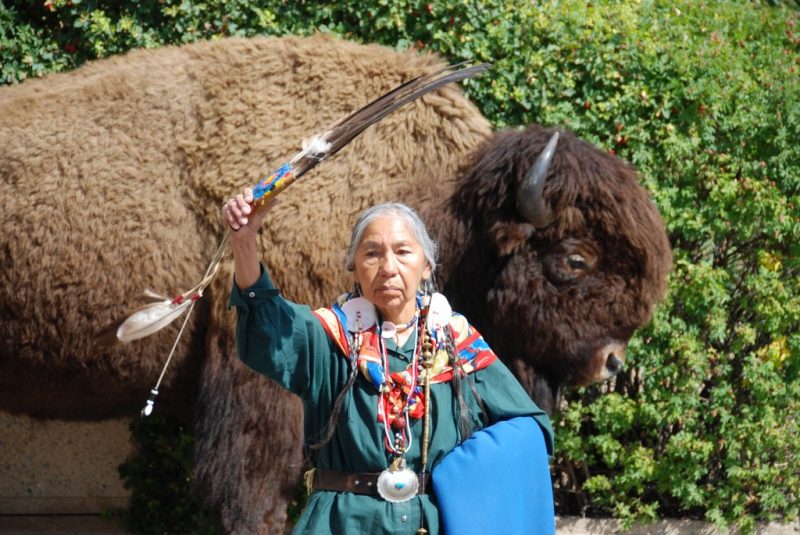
[222,187,272,237]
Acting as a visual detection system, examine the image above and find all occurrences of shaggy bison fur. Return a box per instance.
[0,35,670,533]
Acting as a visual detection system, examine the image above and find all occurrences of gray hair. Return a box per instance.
[345,203,438,276]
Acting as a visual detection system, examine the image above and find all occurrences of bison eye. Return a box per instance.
[542,239,599,284]
[566,254,588,271]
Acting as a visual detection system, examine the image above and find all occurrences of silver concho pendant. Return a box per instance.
[377,457,419,503]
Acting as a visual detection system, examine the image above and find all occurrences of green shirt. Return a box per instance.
[229,267,554,535]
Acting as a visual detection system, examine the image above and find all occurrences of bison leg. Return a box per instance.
[194,270,304,534]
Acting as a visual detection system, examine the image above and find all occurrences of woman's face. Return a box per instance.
[353,215,431,323]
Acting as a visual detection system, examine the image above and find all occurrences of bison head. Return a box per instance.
[436,125,672,413]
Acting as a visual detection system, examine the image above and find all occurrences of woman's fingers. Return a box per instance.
[242,187,254,204]
[223,187,271,232]
[233,193,251,225]
[223,196,248,231]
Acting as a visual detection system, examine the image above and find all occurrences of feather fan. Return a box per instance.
[97,62,489,347]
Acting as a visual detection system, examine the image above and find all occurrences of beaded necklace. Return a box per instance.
[378,317,421,455]
[375,311,427,506]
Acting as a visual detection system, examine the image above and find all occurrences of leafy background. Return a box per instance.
[2,0,799,532]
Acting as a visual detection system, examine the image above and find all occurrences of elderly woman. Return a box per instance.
[223,194,554,534]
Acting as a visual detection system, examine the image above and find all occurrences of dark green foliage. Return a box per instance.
[117,416,220,535]
[3,0,798,531]
[523,4,800,532]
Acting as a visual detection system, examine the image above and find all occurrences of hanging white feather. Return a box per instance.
[115,297,195,343]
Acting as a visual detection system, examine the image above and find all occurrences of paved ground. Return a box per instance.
[0,516,127,535]
[557,517,800,534]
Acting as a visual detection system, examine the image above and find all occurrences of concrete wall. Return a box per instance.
[0,411,132,515]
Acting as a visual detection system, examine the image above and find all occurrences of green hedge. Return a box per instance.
[3,0,799,532]
[115,416,220,535]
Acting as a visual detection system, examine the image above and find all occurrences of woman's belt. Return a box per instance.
[307,468,431,497]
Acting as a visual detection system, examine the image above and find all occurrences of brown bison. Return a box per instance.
[0,34,670,533]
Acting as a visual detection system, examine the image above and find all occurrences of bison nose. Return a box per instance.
[599,341,627,379]
[606,353,624,375]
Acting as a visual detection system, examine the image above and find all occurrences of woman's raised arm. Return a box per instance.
[222,186,274,289]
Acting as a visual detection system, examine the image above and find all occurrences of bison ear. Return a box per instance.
[489,221,534,256]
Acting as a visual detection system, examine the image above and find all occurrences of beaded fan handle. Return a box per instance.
[251,162,295,207]
[101,60,490,345]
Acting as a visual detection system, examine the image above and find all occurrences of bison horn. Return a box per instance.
[517,131,559,228]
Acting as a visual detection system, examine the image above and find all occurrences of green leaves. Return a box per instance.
[547,8,800,522]
[117,416,219,535]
